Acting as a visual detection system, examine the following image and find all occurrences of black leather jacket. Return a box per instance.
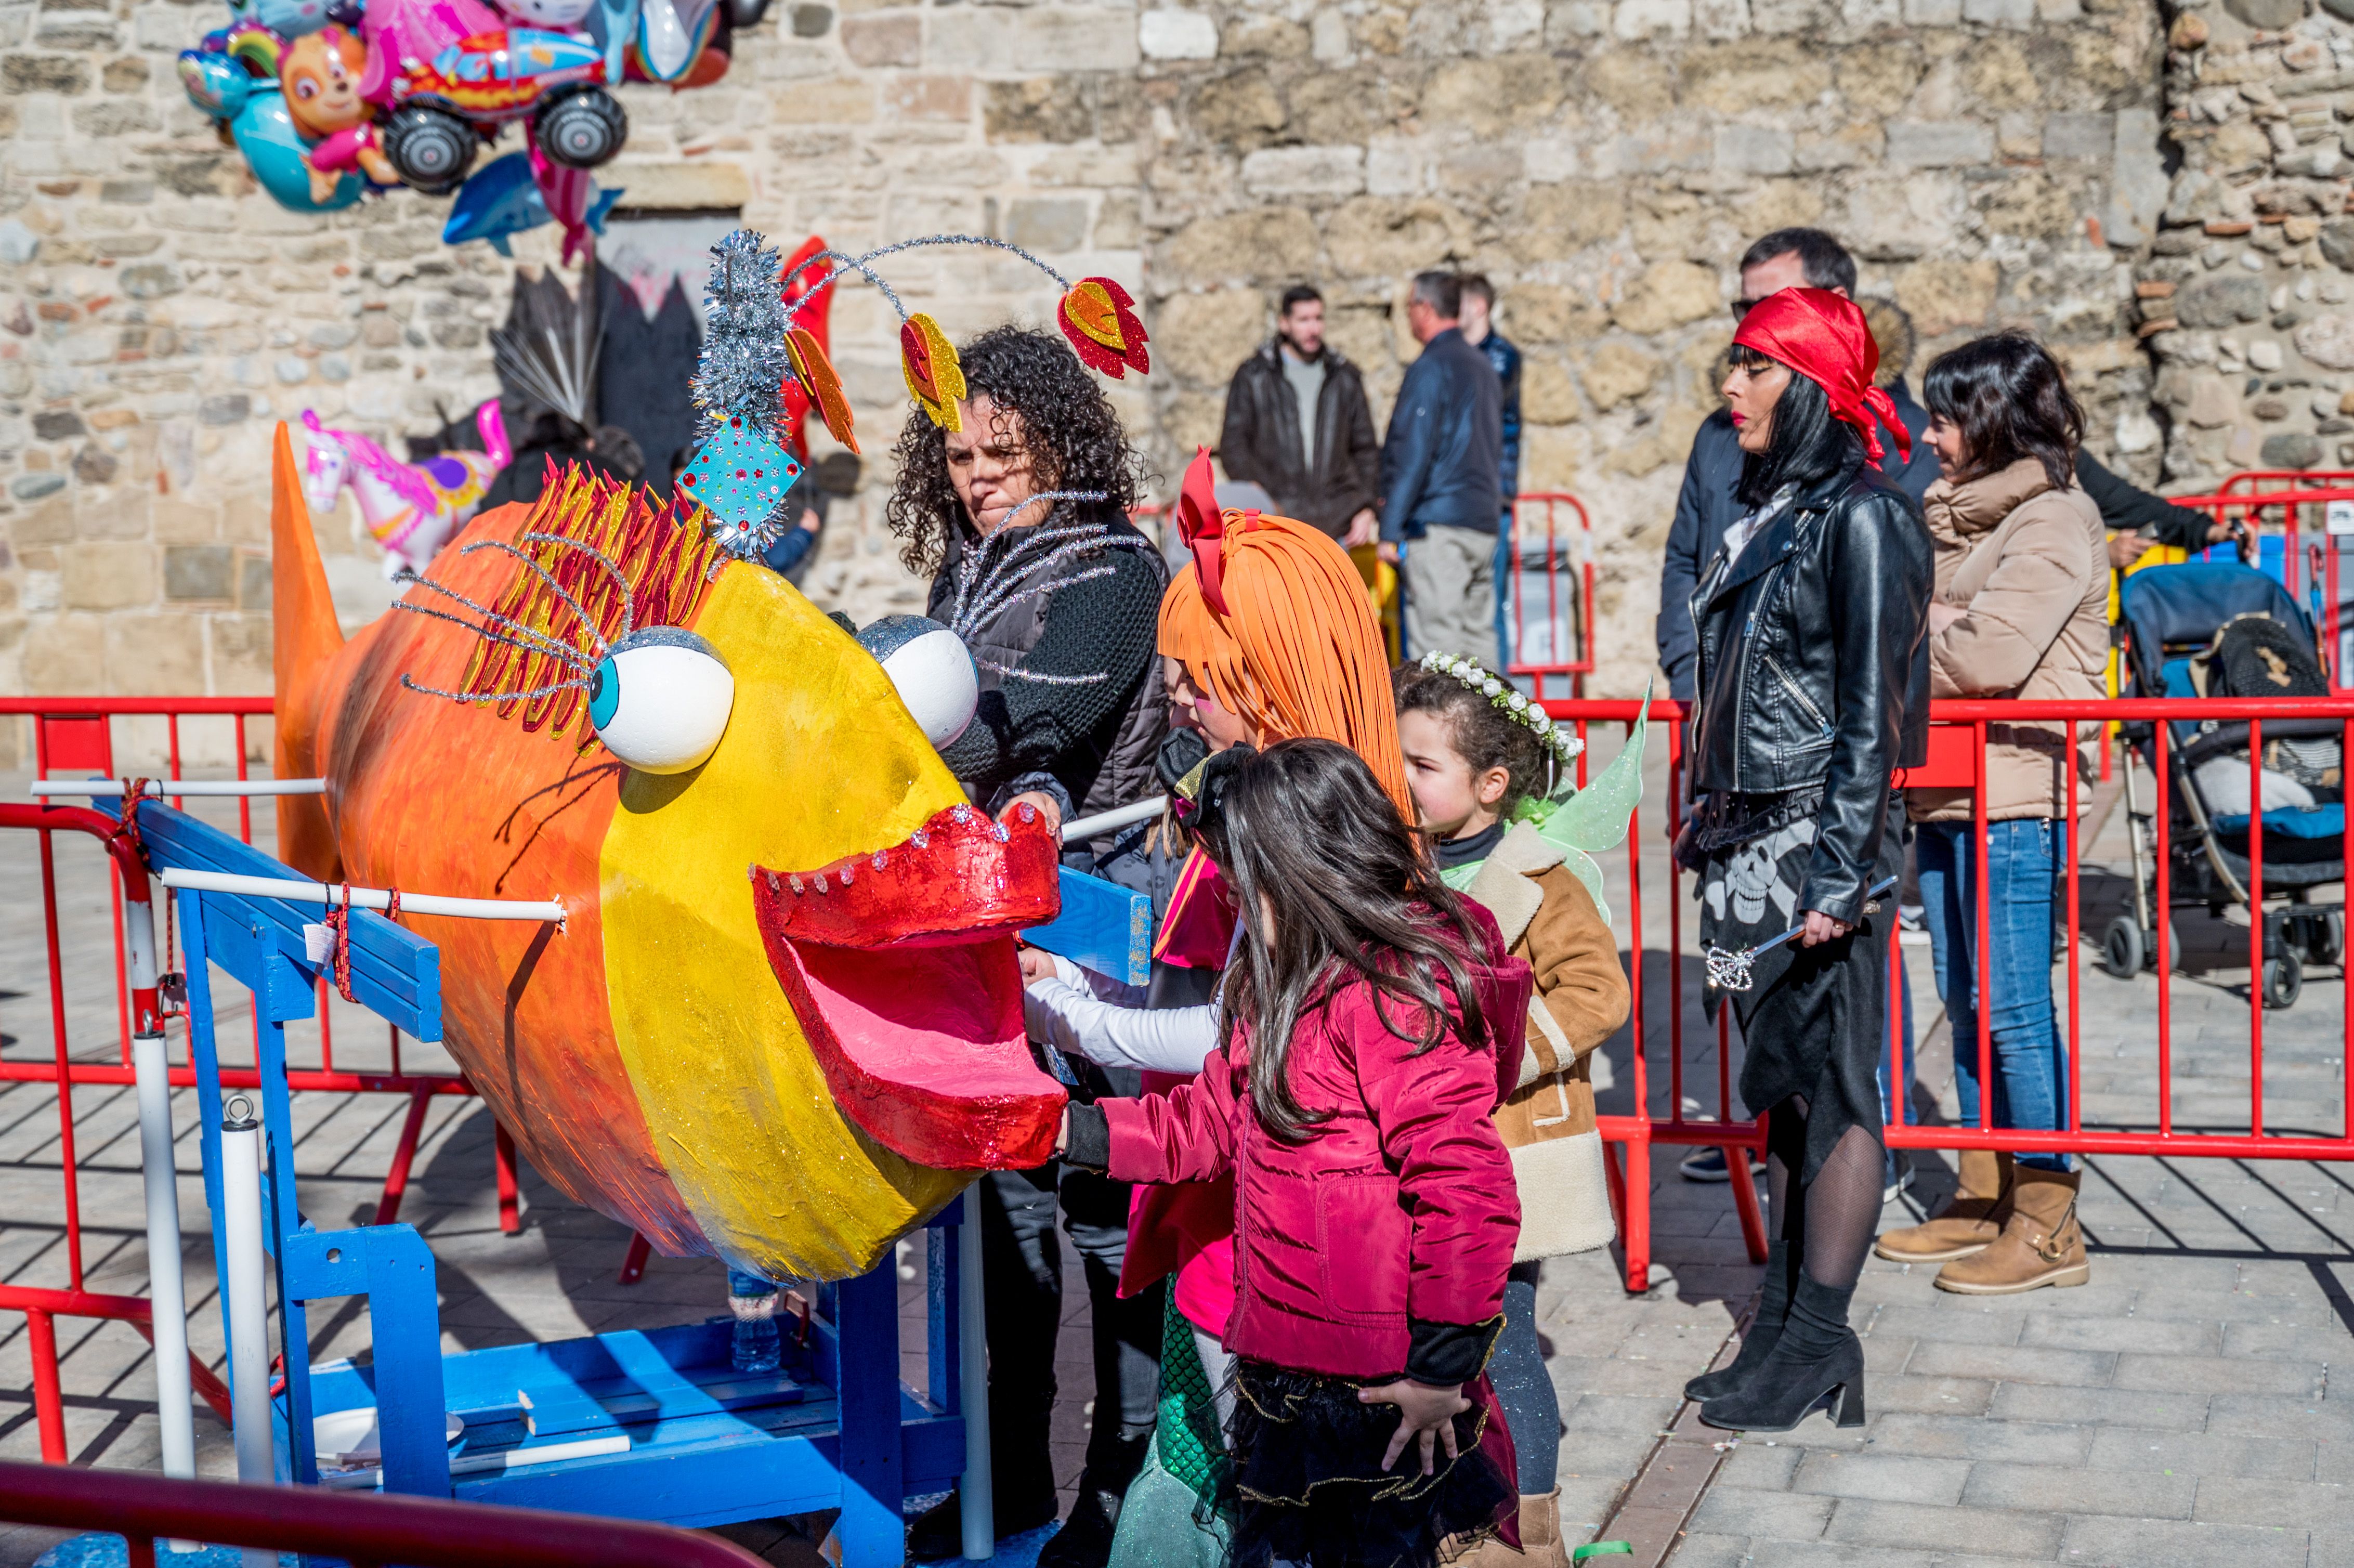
[1688,462,1933,924]
[1218,342,1381,537]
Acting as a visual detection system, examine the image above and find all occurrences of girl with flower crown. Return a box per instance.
[1393,652,1641,1565]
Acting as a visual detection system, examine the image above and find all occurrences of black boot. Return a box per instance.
[1684,1238,1796,1403]
[1696,1272,1865,1433]
[1037,1432,1149,1568]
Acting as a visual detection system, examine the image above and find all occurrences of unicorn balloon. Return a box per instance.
[301,402,512,577]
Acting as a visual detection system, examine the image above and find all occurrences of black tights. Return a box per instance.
[1763,1095,1884,1291]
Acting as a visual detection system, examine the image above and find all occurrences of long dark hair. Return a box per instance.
[1195,739,1500,1143]
[884,325,1153,577]
[1728,344,1865,508]
[1921,331,2083,491]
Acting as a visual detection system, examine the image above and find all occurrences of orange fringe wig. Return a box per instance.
[1158,509,1412,819]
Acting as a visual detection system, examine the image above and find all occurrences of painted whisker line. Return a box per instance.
[400,673,598,704]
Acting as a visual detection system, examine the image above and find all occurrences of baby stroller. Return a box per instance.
[2105,563,2345,1009]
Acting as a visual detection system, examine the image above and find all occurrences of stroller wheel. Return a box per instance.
[2100,915,2143,980]
[2263,950,2303,1011]
[2292,911,2344,968]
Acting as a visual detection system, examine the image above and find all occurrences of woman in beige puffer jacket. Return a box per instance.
[1876,332,2105,1297]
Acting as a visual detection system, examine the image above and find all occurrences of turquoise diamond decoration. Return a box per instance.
[679,413,803,557]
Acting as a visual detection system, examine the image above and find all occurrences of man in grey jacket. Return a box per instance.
[1380,270,1504,662]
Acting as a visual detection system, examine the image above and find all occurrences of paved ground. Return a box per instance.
[2,742,2350,1566]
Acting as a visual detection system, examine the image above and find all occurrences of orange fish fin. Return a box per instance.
[270,421,346,880]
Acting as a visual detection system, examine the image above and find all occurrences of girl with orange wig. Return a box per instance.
[1021,451,1410,1567]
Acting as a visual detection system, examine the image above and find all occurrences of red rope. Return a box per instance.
[324,885,400,1004]
[115,778,150,868]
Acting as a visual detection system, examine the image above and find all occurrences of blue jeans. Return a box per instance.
[1916,819,2072,1172]
[1492,523,1513,671]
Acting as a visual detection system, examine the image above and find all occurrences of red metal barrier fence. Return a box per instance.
[1544,693,2354,1293]
[0,1456,767,1567]
[0,697,510,1460]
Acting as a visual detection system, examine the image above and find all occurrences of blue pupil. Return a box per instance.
[588,659,620,729]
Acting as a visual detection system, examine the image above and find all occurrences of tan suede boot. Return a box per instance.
[1447,1491,1569,1566]
[1872,1149,2011,1263]
[1933,1167,2088,1295]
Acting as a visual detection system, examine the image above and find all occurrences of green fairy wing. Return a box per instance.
[1526,684,1651,929]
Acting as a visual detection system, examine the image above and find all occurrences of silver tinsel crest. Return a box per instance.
[692,230,792,434]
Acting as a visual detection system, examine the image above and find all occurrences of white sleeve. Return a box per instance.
[1023,978,1223,1076]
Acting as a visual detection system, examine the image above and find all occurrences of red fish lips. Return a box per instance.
[751,803,1066,1172]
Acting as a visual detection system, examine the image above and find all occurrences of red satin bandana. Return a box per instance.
[1733,287,1912,467]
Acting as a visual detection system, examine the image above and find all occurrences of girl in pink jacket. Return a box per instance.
[1060,739,1535,1568]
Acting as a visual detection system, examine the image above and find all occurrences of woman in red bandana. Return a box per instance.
[1675,286,1933,1433]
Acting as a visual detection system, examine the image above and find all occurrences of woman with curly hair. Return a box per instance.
[888,324,1172,1567]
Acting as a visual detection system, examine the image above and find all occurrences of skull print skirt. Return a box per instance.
[1694,790,1903,1185]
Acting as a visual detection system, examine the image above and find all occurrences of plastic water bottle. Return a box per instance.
[728,1268,781,1375]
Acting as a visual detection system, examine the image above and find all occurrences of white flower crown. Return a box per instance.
[1418,651,1585,766]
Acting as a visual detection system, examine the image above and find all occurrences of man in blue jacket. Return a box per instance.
[1380,270,1503,663]
[1461,275,1522,668]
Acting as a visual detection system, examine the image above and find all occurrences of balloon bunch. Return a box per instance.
[178,0,764,258]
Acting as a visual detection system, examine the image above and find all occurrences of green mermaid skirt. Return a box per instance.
[1107,1292,1235,1568]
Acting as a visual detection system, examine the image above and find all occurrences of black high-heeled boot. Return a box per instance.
[1684,1238,1796,1403]
[1696,1272,1865,1433]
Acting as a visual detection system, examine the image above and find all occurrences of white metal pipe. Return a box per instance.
[158,869,566,926]
[134,1031,195,1486]
[219,1095,277,1568]
[32,778,329,798]
[959,1188,992,1560]
[1061,795,1167,844]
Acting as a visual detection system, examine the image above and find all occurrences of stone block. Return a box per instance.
[1224,14,1307,56]
[1521,356,1581,424]
[4,55,91,94]
[1964,1460,2198,1520]
[883,75,969,123]
[2181,275,2271,331]
[240,554,271,611]
[1159,208,1320,288]
[2225,0,2307,24]
[1792,1451,1971,1506]
[1579,343,1662,410]
[1886,120,1995,169]
[104,611,205,694]
[1613,261,1721,335]
[1685,1485,1832,1538]
[2260,433,2327,469]
[1191,68,1286,142]
[1240,146,1365,202]
[2062,1516,2310,1568]
[1894,258,1997,337]
[2084,1427,2318,1481]
[838,11,916,67]
[1005,198,1089,254]
[1962,0,2034,22]
[1017,8,1138,72]
[62,543,154,611]
[1139,9,1218,60]
[1151,290,1268,385]
[1322,197,1470,280]
[986,78,1093,143]
[1823,1499,2064,1559]
[23,614,104,691]
[1715,126,1795,176]
[789,4,831,36]
[1423,54,1567,137]
[773,76,875,124]
[2044,112,2113,160]
[1614,0,1693,36]
[1987,1383,2209,1430]
[923,8,1017,71]
[164,544,233,602]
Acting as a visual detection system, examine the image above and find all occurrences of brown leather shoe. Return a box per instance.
[1445,1491,1568,1566]
[1933,1167,2089,1295]
[1873,1149,2011,1263]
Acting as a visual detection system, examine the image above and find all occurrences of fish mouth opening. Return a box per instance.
[751,803,1065,1171]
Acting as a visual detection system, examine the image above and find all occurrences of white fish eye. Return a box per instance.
[589,628,734,774]
[855,615,977,750]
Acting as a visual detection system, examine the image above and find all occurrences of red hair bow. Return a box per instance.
[1175,446,1230,615]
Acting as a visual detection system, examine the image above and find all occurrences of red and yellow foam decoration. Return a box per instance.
[1058,277,1149,380]
[786,325,858,454]
[901,312,966,431]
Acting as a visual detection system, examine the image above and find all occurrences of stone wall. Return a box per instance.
[0,0,2206,756]
[2135,0,2354,489]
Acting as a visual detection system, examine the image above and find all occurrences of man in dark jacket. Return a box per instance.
[1381,270,1504,662]
[2090,452,2247,567]
[1462,275,1524,668]
[1217,285,1381,542]
[1656,230,1931,702]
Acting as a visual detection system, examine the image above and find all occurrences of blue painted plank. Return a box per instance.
[94,795,443,1040]
[1022,867,1153,987]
